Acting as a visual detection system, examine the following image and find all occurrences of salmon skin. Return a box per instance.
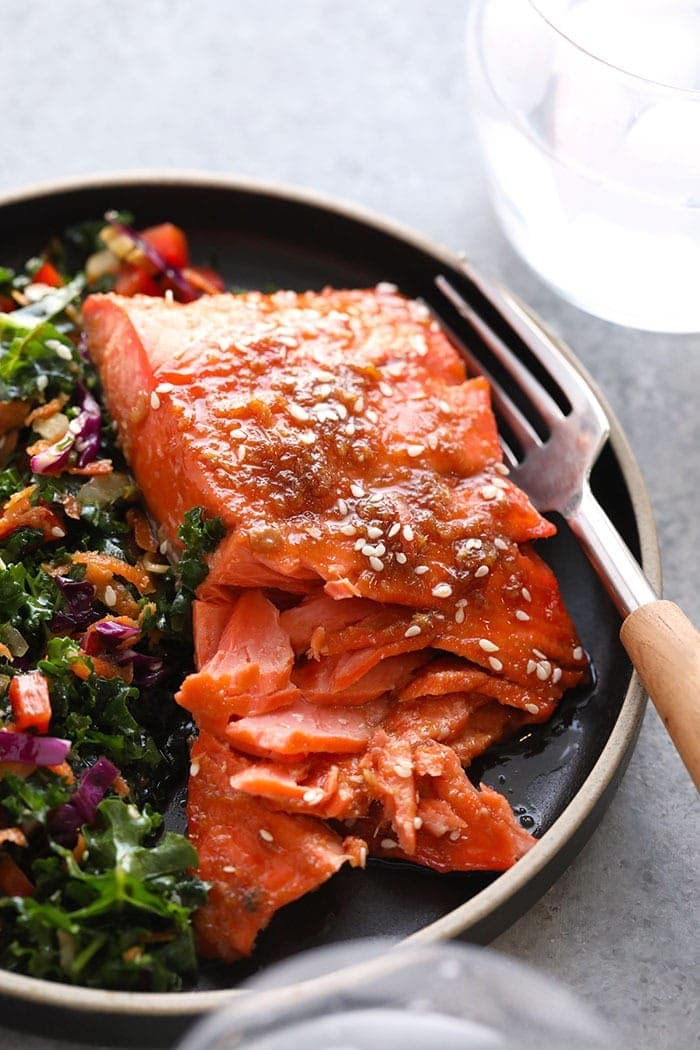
[84,286,589,962]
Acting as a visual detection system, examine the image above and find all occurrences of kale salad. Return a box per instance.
[0,217,225,991]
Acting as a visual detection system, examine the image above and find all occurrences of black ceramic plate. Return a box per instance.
[0,174,659,1046]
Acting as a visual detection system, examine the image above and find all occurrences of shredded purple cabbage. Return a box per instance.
[104,212,200,302]
[0,731,70,766]
[30,383,102,475]
[88,620,140,650]
[51,576,96,634]
[128,651,168,688]
[49,756,119,845]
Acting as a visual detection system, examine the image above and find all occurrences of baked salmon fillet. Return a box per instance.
[83,286,589,961]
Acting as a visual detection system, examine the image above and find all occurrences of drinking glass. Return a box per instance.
[466,0,700,332]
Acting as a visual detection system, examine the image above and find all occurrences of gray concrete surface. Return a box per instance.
[0,1,697,1047]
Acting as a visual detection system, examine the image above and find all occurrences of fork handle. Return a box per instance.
[620,602,700,790]
[570,485,699,789]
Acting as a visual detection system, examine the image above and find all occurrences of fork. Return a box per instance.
[434,269,700,790]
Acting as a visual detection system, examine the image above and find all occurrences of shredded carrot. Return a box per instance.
[0,485,64,542]
[0,400,29,435]
[69,659,92,681]
[23,395,68,426]
[85,653,134,684]
[83,615,141,654]
[67,459,113,476]
[112,774,130,797]
[0,853,33,897]
[0,643,12,662]
[0,761,35,780]
[127,508,158,552]
[71,551,154,594]
[122,946,144,962]
[72,834,87,865]
[0,828,27,847]
[47,761,75,784]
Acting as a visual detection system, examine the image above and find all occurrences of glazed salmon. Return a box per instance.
[84,286,589,960]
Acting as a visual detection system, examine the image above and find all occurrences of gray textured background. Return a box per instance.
[0,2,698,1048]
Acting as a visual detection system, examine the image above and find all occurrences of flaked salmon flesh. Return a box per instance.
[84,285,589,961]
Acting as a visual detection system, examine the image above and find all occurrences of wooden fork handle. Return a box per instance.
[620,601,700,789]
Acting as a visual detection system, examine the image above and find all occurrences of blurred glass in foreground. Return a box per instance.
[467,0,700,332]
[179,940,619,1049]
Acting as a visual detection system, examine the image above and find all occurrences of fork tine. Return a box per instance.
[430,303,543,456]
[455,261,601,416]
[435,275,565,429]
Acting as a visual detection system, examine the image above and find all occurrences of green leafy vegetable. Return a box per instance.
[0,797,206,990]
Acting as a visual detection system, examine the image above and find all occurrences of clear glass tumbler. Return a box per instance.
[466,0,700,332]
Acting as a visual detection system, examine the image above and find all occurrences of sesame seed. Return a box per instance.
[480,485,500,500]
[340,523,357,536]
[367,526,383,540]
[474,565,489,578]
[573,646,584,661]
[354,538,366,551]
[307,526,322,539]
[369,492,383,505]
[379,381,393,397]
[455,598,467,608]
[413,816,423,829]
[155,382,173,395]
[259,829,274,843]
[150,391,161,410]
[438,400,450,414]
[52,342,73,361]
[488,656,503,672]
[455,608,465,624]
[288,402,310,422]
[345,421,356,436]
[414,564,429,575]
[354,395,365,412]
[479,638,499,652]
[315,383,332,398]
[229,776,237,788]
[388,522,401,538]
[521,587,532,602]
[303,788,324,804]
[36,374,48,392]
[526,660,537,675]
[222,865,236,873]
[336,498,348,515]
[366,409,379,424]
[393,762,413,779]
[300,431,316,445]
[103,585,117,608]
[50,526,65,538]
[380,838,398,850]
[492,477,509,490]
[407,444,425,458]
[532,648,546,659]
[404,624,422,638]
[336,403,348,420]
[536,661,551,681]
[495,462,510,475]
[427,434,438,450]
[464,538,482,550]
[515,610,530,622]
[237,445,247,462]
[190,761,200,777]
[432,583,453,599]
[395,552,407,564]
[369,556,384,572]
[403,524,414,542]
[350,483,365,498]
[525,703,539,715]
[552,667,563,684]
[159,540,170,554]
[494,537,508,551]
[449,830,461,842]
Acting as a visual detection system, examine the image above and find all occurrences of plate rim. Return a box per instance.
[0,169,660,1018]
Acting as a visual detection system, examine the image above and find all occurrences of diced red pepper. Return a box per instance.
[141,223,190,269]
[114,266,161,298]
[0,853,34,897]
[33,260,62,288]
[9,672,52,734]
